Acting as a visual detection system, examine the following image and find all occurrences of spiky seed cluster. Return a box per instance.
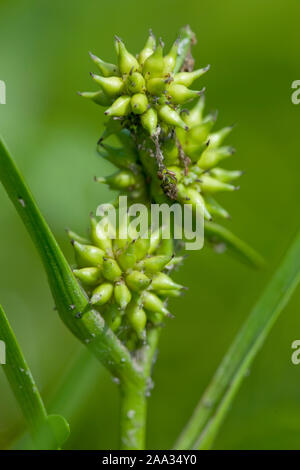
[75,29,243,351]
[67,216,184,350]
[79,31,209,136]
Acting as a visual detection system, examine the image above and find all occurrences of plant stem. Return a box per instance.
[119,328,161,450]
[119,379,147,450]
[174,229,300,449]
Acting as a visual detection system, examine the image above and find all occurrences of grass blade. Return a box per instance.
[175,230,300,449]
[0,303,69,449]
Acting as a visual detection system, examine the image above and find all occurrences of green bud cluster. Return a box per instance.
[79,31,209,136]
[68,216,184,349]
[81,31,241,222]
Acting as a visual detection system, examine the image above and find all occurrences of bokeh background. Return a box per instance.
[0,0,300,450]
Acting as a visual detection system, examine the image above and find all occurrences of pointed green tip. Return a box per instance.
[89,51,98,61]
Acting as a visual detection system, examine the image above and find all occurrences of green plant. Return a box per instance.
[0,25,299,450]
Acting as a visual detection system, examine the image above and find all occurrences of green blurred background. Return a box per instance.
[0,0,299,450]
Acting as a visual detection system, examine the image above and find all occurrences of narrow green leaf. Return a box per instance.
[175,230,300,449]
[0,303,69,449]
[205,221,265,269]
[0,136,142,386]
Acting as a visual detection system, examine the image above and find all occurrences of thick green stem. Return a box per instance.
[119,379,147,450]
[119,328,161,449]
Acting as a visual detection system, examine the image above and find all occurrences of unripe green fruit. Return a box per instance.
[126,302,147,337]
[188,120,214,144]
[177,184,212,220]
[116,37,140,74]
[143,43,164,77]
[78,90,113,106]
[141,107,157,135]
[117,242,137,271]
[157,105,188,130]
[131,237,150,261]
[102,258,122,281]
[182,96,205,127]
[197,146,233,170]
[140,254,172,274]
[125,271,151,292]
[204,195,230,219]
[156,289,182,298]
[66,229,89,245]
[126,72,145,93]
[90,216,113,253]
[148,227,162,254]
[208,126,234,148]
[95,169,137,190]
[73,241,104,268]
[89,52,119,77]
[173,66,210,87]
[165,256,184,270]
[163,41,178,73]
[151,272,183,291]
[147,311,164,325]
[73,267,102,287]
[91,74,125,97]
[131,93,148,114]
[142,291,169,315]
[146,77,167,95]
[114,280,132,309]
[199,174,237,193]
[138,31,156,64]
[105,95,131,117]
[167,83,203,105]
[209,168,242,183]
[156,238,174,257]
[90,282,114,306]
